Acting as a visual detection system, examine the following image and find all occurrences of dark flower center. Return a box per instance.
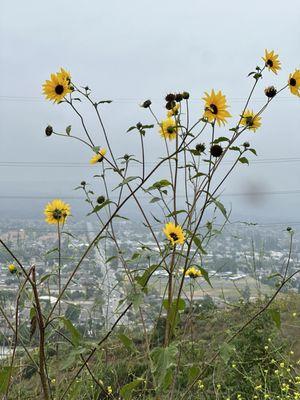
[245,116,254,126]
[55,84,64,95]
[167,126,175,134]
[290,78,297,87]
[170,232,179,241]
[210,104,218,114]
[266,59,273,68]
[53,209,63,220]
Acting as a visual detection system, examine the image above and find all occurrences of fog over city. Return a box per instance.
[1,0,300,221]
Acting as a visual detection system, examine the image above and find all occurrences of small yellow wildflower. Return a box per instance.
[163,222,185,246]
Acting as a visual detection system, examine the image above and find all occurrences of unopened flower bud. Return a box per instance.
[165,93,176,102]
[81,181,86,186]
[182,91,190,100]
[175,93,183,102]
[124,154,130,160]
[195,143,206,153]
[166,101,176,110]
[97,196,105,204]
[136,122,143,129]
[264,86,277,98]
[243,142,250,148]
[45,125,53,136]
[210,144,223,158]
[141,100,151,108]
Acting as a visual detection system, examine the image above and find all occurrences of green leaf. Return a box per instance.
[191,172,207,180]
[45,247,58,255]
[87,200,112,215]
[60,317,82,347]
[219,343,235,364]
[248,148,257,156]
[165,209,187,218]
[97,100,112,104]
[150,197,161,203]
[147,179,172,191]
[213,136,229,144]
[135,264,158,288]
[229,146,241,152]
[120,378,143,400]
[192,236,207,254]
[238,157,249,165]
[114,176,140,190]
[269,309,281,329]
[127,126,137,133]
[211,198,227,219]
[151,344,178,389]
[66,125,72,135]
[188,365,200,385]
[118,333,137,353]
[105,255,118,264]
[0,367,11,394]
[198,266,213,288]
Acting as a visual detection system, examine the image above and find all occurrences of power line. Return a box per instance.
[0,157,300,167]
[1,190,300,200]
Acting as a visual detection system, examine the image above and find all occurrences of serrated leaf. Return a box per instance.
[151,344,178,389]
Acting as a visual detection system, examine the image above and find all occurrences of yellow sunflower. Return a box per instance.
[42,71,72,103]
[163,222,185,246]
[44,199,71,225]
[288,69,300,97]
[57,67,71,82]
[159,118,178,140]
[167,103,180,117]
[240,109,262,132]
[185,266,202,279]
[262,50,281,74]
[8,264,17,274]
[203,90,231,126]
[90,148,107,164]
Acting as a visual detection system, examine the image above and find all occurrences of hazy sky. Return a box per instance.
[0,0,300,222]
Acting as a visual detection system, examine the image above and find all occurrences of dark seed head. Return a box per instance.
[166,101,176,110]
[175,93,183,102]
[264,86,277,98]
[55,85,64,95]
[210,104,218,114]
[195,143,206,153]
[266,59,273,68]
[141,99,152,108]
[287,226,292,232]
[210,144,223,158]
[81,181,86,186]
[182,91,190,100]
[97,196,105,204]
[167,126,175,134]
[289,78,296,87]
[45,125,53,136]
[165,93,176,102]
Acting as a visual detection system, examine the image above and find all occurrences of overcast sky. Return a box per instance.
[0,0,300,222]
